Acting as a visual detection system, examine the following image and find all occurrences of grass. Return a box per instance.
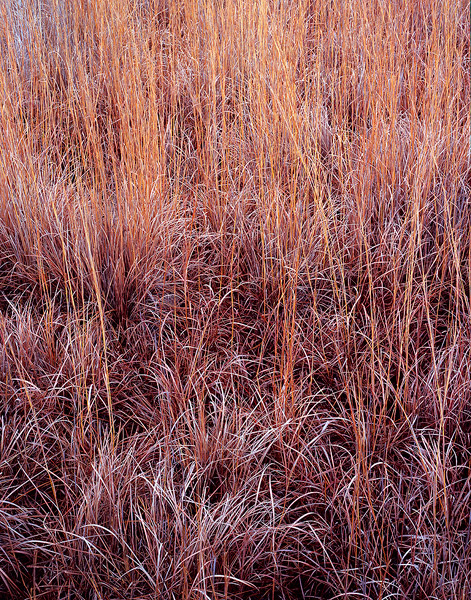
[0,0,469,598]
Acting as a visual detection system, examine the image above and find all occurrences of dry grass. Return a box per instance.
[0,0,470,598]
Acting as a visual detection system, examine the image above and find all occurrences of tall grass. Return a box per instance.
[0,0,469,598]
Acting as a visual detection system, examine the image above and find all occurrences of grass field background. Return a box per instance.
[0,0,470,598]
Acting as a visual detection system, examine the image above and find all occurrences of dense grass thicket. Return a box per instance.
[0,0,470,598]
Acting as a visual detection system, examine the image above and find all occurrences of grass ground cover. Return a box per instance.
[0,0,470,598]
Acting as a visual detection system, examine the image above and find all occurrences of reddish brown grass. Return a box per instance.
[0,0,470,598]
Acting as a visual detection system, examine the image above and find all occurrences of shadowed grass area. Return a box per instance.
[0,0,470,598]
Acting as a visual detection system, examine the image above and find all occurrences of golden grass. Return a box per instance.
[0,0,470,597]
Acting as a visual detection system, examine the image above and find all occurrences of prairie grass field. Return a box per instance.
[0,0,470,598]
